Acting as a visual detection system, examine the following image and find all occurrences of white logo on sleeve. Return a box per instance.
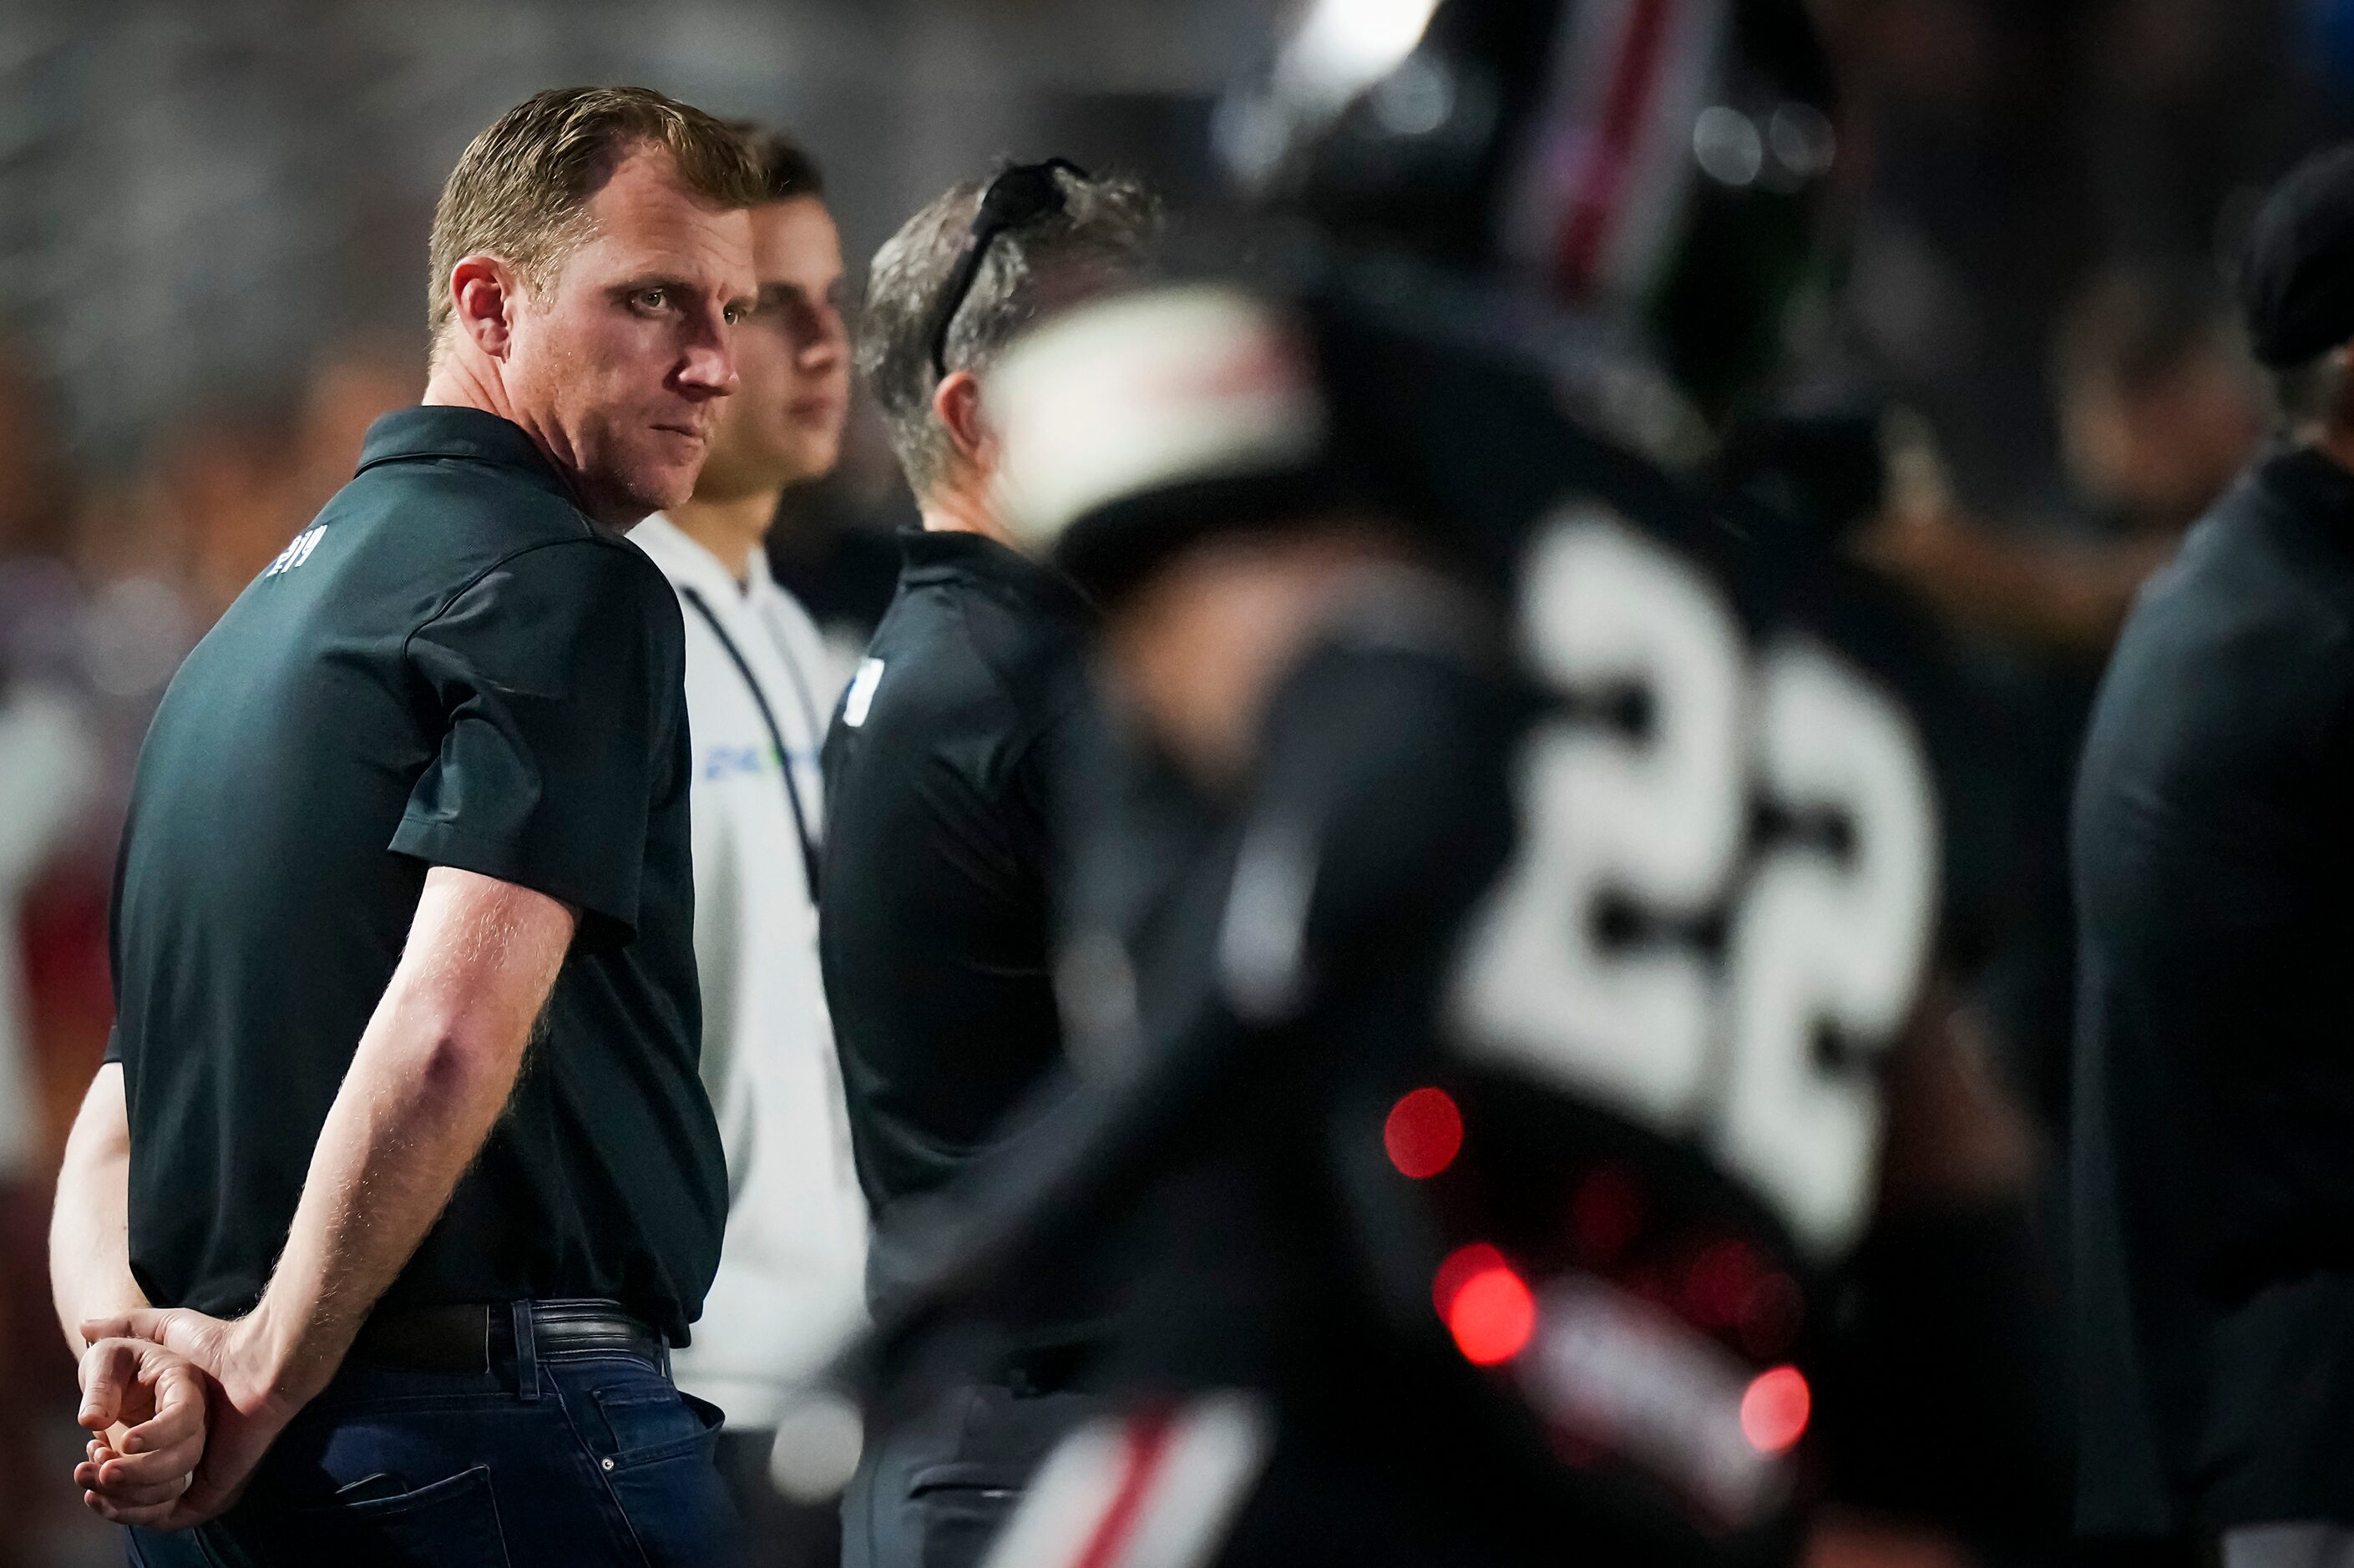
[842,658,886,728]
[263,525,327,578]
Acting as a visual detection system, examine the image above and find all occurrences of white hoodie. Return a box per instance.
[631,514,868,1430]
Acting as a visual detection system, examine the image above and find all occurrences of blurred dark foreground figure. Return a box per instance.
[2074,141,2354,1563]
[816,1,2068,1564]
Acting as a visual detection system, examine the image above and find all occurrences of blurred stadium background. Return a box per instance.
[3,1,2352,1560]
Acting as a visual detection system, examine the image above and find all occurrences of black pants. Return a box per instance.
[840,1382,1096,1568]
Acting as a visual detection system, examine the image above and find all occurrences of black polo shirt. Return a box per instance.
[107,406,725,1346]
[2073,444,2354,1534]
[818,528,1091,1309]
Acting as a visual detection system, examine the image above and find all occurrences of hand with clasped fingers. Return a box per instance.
[78,1307,316,1530]
[72,1335,208,1528]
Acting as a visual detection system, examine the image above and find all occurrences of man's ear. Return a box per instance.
[933,370,998,470]
[448,255,519,360]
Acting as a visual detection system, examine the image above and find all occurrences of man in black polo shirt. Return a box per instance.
[2074,144,2354,1565]
[48,88,761,1563]
[819,164,1157,1568]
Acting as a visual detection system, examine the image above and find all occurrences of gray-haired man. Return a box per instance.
[818,161,1158,1568]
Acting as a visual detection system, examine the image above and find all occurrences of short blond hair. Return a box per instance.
[428,85,764,346]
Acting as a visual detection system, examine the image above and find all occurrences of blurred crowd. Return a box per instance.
[4,0,2353,1562]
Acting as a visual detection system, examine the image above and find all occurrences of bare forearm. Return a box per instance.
[51,1170,145,1356]
[249,999,527,1397]
[245,868,573,1403]
[50,1065,147,1355]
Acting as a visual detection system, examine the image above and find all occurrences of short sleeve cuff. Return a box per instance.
[389,814,639,950]
[101,1027,123,1066]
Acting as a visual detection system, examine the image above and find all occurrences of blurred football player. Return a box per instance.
[830,1,2062,1563]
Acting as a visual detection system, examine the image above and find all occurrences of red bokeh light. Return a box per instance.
[1431,1242,1504,1318]
[1384,1087,1465,1179]
[1446,1261,1537,1366]
[1739,1365,1811,1454]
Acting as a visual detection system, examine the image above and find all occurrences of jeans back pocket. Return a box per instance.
[277,1462,512,1568]
[592,1388,739,1566]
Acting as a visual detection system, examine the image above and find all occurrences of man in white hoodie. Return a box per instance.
[628,122,866,1564]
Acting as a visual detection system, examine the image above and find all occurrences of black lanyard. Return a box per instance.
[678,585,823,901]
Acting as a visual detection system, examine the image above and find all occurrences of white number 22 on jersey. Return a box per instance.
[1454,509,1939,1255]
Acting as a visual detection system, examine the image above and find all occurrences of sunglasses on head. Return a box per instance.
[928,158,1091,381]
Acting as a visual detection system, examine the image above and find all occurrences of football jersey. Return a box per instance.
[1298,271,2019,1547]
[881,266,2002,1565]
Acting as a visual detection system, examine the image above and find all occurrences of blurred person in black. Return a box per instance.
[2074,143,2354,1561]
[818,162,1161,1568]
[819,1,2064,1563]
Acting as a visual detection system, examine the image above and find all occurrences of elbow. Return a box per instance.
[407,1025,525,1114]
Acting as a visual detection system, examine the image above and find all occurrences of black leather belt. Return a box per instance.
[351,1299,666,1375]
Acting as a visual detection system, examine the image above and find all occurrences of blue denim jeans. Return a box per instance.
[123,1323,739,1566]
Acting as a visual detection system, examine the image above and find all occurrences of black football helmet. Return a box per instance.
[1217,0,1842,424]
